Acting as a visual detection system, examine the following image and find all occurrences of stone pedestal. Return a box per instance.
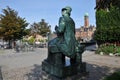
[42,52,86,78]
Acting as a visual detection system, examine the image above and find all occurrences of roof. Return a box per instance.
[75,28,80,32]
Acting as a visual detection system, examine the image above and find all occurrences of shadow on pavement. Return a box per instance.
[25,63,120,80]
[86,63,120,80]
[25,64,43,80]
[25,64,61,80]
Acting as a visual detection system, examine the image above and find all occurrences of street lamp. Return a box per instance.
[47,32,50,42]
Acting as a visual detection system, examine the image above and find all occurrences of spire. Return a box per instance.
[84,13,89,28]
[84,13,89,17]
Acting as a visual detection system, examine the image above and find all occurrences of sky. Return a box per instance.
[0,0,96,31]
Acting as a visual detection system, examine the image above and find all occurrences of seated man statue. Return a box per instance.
[48,6,77,58]
[42,6,86,78]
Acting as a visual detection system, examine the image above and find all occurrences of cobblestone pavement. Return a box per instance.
[82,51,120,80]
[0,49,120,80]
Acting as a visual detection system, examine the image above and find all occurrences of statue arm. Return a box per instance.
[55,17,65,33]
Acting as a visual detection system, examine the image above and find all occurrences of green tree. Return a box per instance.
[95,0,120,10]
[30,19,51,37]
[24,28,31,36]
[0,6,28,47]
[94,3,120,45]
[28,36,35,45]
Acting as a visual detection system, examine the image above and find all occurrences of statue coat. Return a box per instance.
[48,15,76,58]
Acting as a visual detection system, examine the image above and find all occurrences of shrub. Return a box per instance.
[94,6,120,44]
[96,43,120,55]
[116,46,120,53]
[28,36,35,45]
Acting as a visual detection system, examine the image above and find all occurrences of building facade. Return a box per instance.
[75,13,96,42]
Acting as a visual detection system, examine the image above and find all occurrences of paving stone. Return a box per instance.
[0,48,120,80]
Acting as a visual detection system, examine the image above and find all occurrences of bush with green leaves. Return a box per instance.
[94,6,120,44]
[28,36,35,45]
[96,43,120,55]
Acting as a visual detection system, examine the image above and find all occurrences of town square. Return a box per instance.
[0,0,120,80]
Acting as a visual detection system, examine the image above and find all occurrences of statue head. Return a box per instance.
[62,6,72,16]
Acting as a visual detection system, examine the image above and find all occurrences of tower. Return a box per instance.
[84,13,89,28]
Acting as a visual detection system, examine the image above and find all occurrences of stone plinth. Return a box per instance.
[42,59,86,78]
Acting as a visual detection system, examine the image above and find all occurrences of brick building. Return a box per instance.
[75,13,96,42]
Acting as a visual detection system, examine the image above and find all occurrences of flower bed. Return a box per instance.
[96,43,120,56]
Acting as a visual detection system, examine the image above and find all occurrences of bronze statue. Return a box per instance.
[48,6,76,58]
[42,6,86,78]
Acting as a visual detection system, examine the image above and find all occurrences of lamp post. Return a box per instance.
[47,32,50,42]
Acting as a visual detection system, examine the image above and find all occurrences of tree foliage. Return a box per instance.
[94,5,120,44]
[0,6,28,41]
[95,0,120,10]
[30,19,51,37]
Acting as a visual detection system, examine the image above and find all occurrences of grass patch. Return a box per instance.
[104,71,120,80]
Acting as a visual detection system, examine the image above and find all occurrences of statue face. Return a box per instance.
[61,6,72,16]
[62,10,67,15]
[62,9,70,16]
